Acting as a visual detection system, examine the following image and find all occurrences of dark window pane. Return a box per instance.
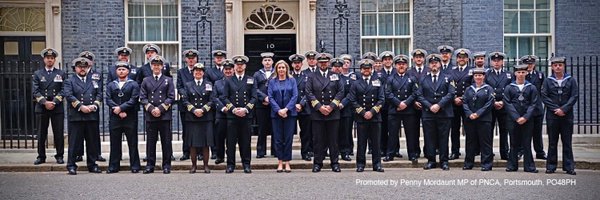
[128,18,144,41]
[504,11,518,33]
[378,14,393,36]
[395,13,409,35]
[362,14,377,36]
[520,11,534,33]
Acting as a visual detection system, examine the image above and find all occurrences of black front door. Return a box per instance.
[244,34,296,75]
[0,36,45,141]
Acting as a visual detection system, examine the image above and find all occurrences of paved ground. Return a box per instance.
[0,169,598,199]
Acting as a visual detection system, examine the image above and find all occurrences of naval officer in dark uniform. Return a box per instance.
[449,48,473,160]
[485,52,512,160]
[408,49,428,158]
[181,63,216,174]
[176,49,200,161]
[139,55,175,174]
[348,59,385,172]
[254,52,275,158]
[107,47,138,82]
[377,51,396,157]
[417,54,456,171]
[384,55,419,162]
[64,57,102,175]
[521,55,547,160]
[543,57,578,175]
[331,57,355,161]
[305,53,344,173]
[105,61,141,173]
[136,44,172,85]
[290,54,313,161]
[213,59,235,165]
[504,64,539,173]
[462,68,494,171]
[32,48,65,165]
[438,45,454,74]
[205,50,227,84]
[220,55,257,174]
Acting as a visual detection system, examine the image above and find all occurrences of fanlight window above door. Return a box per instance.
[245,5,295,30]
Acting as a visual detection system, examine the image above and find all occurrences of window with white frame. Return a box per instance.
[503,0,552,59]
[360,0,411,56]
[126,0,180,67]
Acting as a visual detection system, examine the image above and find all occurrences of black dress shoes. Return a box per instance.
[356,166,364,172]
[449,153,459,160]
[302,156,312,161]
[143,168,154,174]
[243,166,252,174]
[210,155,217,160]
[88,166,102,173]
[312,165,321,173]
[67,168,77,175]
[106,169,118,174]
[34,158,45,165]
[441,163,450,171]
[163,168,171,174]
[131,169,140,173]
[505,168,517,172]
[382,156,394,162]
[536,154,547,160]
[215,159,224,165]
[225,166,234,173]
[394,152,403,158]
[524,169,539,173]
[341,154,352,161]
[75,156,83,162]
[481,167,492,171]
[566,170,576,175]
[56,157,64,164]
[374,166,385,172]
[180,154,190,161]
[463,166,473,170]
[142,156,148,162]
[332,165,341,172]
[545,169,555,174]
[97,155,106,162]
[256,155,265,159]
[423,163,437,170]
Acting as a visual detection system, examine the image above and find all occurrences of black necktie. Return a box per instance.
[417,68,421,74]
[433,75,437,83]
[81,77,85,83]
[400,74,404,79]
[155,76,159,81]
[197,81,200,86]
[238,76,242,81]
[459,67,463,72]
[322,72,327,77]
[365,77,370,85]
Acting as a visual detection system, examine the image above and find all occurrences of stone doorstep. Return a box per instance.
[1,160,599,172]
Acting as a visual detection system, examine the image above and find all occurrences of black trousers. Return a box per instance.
[226,118,252,167]
[546,117,575,171]
[423,118,451,164]
[67,121,99,170]
[531,115,546,155]
[387,114,418,158]
[255,108,273,156]
[298,114,313,157]
[145,121,172,170]
[491,109,509,157]
[338,116,353,156]
[464,120,493,169]
[76,125,102,157]
[450,106,465,155]
[312,120,340,168]
[415,111,423,156]
[357,122,381,169]
[214,118,227,160]
[36,112,64,159]
[507,120,535,171]
[379,110,389,153]
[108,121,140,171]
[179,111,189,155]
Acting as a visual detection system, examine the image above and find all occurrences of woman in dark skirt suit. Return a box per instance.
[182,63,216,173]
[268,60,298,172]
